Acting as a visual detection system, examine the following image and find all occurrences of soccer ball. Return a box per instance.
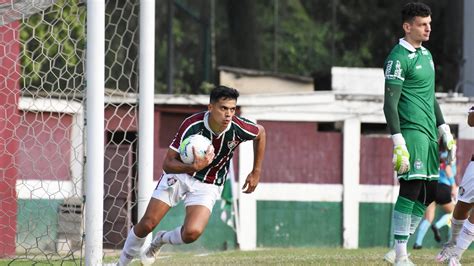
[179,134,212,164]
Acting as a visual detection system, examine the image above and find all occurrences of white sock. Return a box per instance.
[450,218,466,245]
[454,220,474,257]
[162,226,184,245]
[119,227,146,265]
[395,239,408,259]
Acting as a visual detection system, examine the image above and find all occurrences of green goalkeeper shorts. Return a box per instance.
[398,129,439,181]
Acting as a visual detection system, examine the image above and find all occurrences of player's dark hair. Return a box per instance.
[210,85,239,103]
[402,2,431,23]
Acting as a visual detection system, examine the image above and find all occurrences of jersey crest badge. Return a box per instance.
[414,159,423,170]
[227,140,239,150]
[167,176,177,186]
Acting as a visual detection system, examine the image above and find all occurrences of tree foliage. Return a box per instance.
[20,0,85,93]
[159,0,462,93]
[18,0,462,94]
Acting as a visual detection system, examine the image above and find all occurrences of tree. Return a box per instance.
[20,0,86,94]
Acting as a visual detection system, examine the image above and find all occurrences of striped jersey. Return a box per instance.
[170,111,259,186]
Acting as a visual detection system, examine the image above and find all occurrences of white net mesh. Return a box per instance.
[0,0,140,263]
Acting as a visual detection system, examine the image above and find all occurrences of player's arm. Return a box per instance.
[468,106,474,127]
[162,147,214,174]
[242,124,266,194]
[383,83,410,174]
[383,83,402,135]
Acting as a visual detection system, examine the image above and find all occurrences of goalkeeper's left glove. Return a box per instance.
[438,124,456,164]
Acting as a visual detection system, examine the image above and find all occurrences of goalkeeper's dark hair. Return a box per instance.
[210,85,239,103]
[402,2,431,23]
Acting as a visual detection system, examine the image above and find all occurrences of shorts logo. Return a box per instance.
[459,186,465,197]
[414,159,423,170]
[167,176,177,186]
[227,140,239,149]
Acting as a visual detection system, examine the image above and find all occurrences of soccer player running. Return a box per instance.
[382,2,456,265]
[436,106,474,265]
[117,86,266,266]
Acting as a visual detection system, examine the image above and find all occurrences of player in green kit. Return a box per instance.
[382,2,456,265]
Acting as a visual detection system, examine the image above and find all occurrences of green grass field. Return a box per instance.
[3,247,474,265]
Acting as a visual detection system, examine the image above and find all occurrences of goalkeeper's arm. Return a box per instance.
[383,83,410,174]
[383,84,402,135]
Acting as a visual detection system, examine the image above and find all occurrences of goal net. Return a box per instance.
[0,0,140,263]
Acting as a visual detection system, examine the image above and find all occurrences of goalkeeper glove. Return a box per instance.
[392,133,410,174]
[438,124,456,164]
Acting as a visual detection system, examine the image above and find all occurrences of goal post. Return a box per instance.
[0,0,155,264]
[137,0,156,252]
[85,0,104,265]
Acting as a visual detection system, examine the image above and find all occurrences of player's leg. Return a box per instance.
[390,130,431,264]
[118,198,170,266]
[391,179,423,263]
[141,174,222,265]
[125,173,181,266]
[448,208,474,261]
[433,184,455,237]
[429,183,452,242]
[414,202,435,249]
[437,161,474,262]
[412,179,437,242]
[180,179,223,243]
[182,205,212,242]
[451,161,474,244]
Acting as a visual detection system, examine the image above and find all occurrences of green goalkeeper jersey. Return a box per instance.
[383,38,437,141]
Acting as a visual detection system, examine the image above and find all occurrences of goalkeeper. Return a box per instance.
[382,2,456,265]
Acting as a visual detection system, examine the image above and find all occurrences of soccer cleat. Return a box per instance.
[448,256,462,266]
[431,224,441,242]
[384,249,396,264]
[140,231,166,266]
[394,255,415,266]
[436,243,456,262]
[412,244,422,250]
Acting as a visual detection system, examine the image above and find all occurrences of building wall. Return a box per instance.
[0,21,20,257]
[260,121,342,184]
[10,92,474,255]
[17,111,72,180]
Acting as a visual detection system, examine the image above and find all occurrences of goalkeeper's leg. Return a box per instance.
[411,180,437,236]
[390,180,428,262]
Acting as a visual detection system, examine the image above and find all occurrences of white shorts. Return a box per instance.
[152,173,223,212]
[457,161,474,203]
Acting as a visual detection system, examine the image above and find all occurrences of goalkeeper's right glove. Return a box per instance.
[392,133,410,174]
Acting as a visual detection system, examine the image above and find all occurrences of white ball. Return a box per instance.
[179,134,212,164]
